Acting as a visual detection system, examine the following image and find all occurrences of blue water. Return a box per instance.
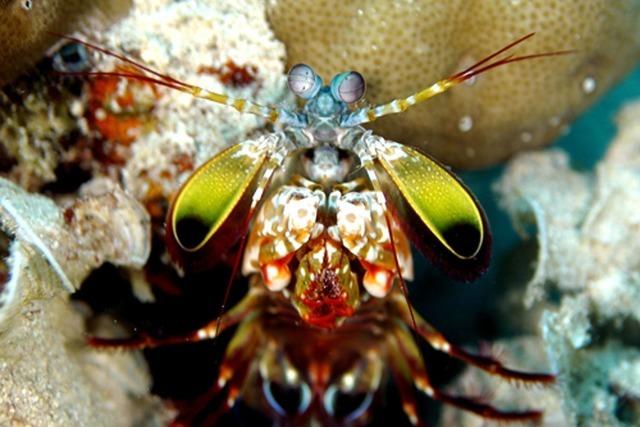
[413,66,640,341]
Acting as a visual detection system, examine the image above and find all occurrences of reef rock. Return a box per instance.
[267,0,640,168]
[0,0,132,86]
[0,1,290,423]
[0,177,165,426]
[495,100,640,425]
[84,0,288,202]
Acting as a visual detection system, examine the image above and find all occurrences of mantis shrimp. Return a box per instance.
[69,33,569,426]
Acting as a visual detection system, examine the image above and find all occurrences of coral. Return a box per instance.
[0,177,165,426]
[1,0,288,213]
[0,0,131,86]
[0,177,150,326]
[86,0,288,203]
[496,101,640,320]
[0,74,80,191]
[267,0,640,168]
[495,100,640,425]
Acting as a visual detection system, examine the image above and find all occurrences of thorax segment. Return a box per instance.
[242,149,413,328]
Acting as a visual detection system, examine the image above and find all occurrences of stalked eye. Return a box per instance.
[263,379,312,416]
[287,64,322,99]
[330,71,366,104]
[323,384,374,422]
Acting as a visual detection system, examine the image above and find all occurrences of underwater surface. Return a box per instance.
[1,1,640,426]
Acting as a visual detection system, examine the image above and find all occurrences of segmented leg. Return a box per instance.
[390,294,555,385]
[389,320,545,422]
[171,318,260,427]
[386,333,427,427]
[88,286,264,350]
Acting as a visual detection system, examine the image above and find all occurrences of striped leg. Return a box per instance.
[171,319,260,426]
[88,287,263,350]
[390,294,555,385]
[389,320,545,423]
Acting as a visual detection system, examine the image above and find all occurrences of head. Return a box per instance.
[287,63,366,119]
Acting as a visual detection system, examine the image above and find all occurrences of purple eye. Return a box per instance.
[330,71,366,104]
[287,64,322,99]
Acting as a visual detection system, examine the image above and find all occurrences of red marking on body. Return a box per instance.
[300,268,354,329]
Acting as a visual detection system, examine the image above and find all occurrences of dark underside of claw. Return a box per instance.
[441,222,483,260]
[173,215,211,251]
[395,203,492,282]
[166,181,256,272]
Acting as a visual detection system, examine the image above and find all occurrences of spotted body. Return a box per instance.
[77,33,568,426]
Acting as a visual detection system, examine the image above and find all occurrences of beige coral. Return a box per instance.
[496,100,640,322]
[495,100,640,426]
[267,0,640,168]
[0,177,165,426]
[0,0,131,86]
[88,0,288,202]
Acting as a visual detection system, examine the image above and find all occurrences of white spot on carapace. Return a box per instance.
[285,367,299,384]
[217,376,228,389]
[549,115,561,127]
[94,108,107,121]
[582,76,596,94]
[520,131,533,143]
[458,115,473,132]
[341,373,355,390]
[263,263,290,291]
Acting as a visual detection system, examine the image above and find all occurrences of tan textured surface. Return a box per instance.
[0,0,131,86]
[267,0,640,168]
[0,296,164,427]
[0,176,164,426]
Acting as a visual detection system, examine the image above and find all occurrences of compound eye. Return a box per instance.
[263,379,312,416]
[323,384,374,423]
[330,71,366,104]
[287,64,322,99]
